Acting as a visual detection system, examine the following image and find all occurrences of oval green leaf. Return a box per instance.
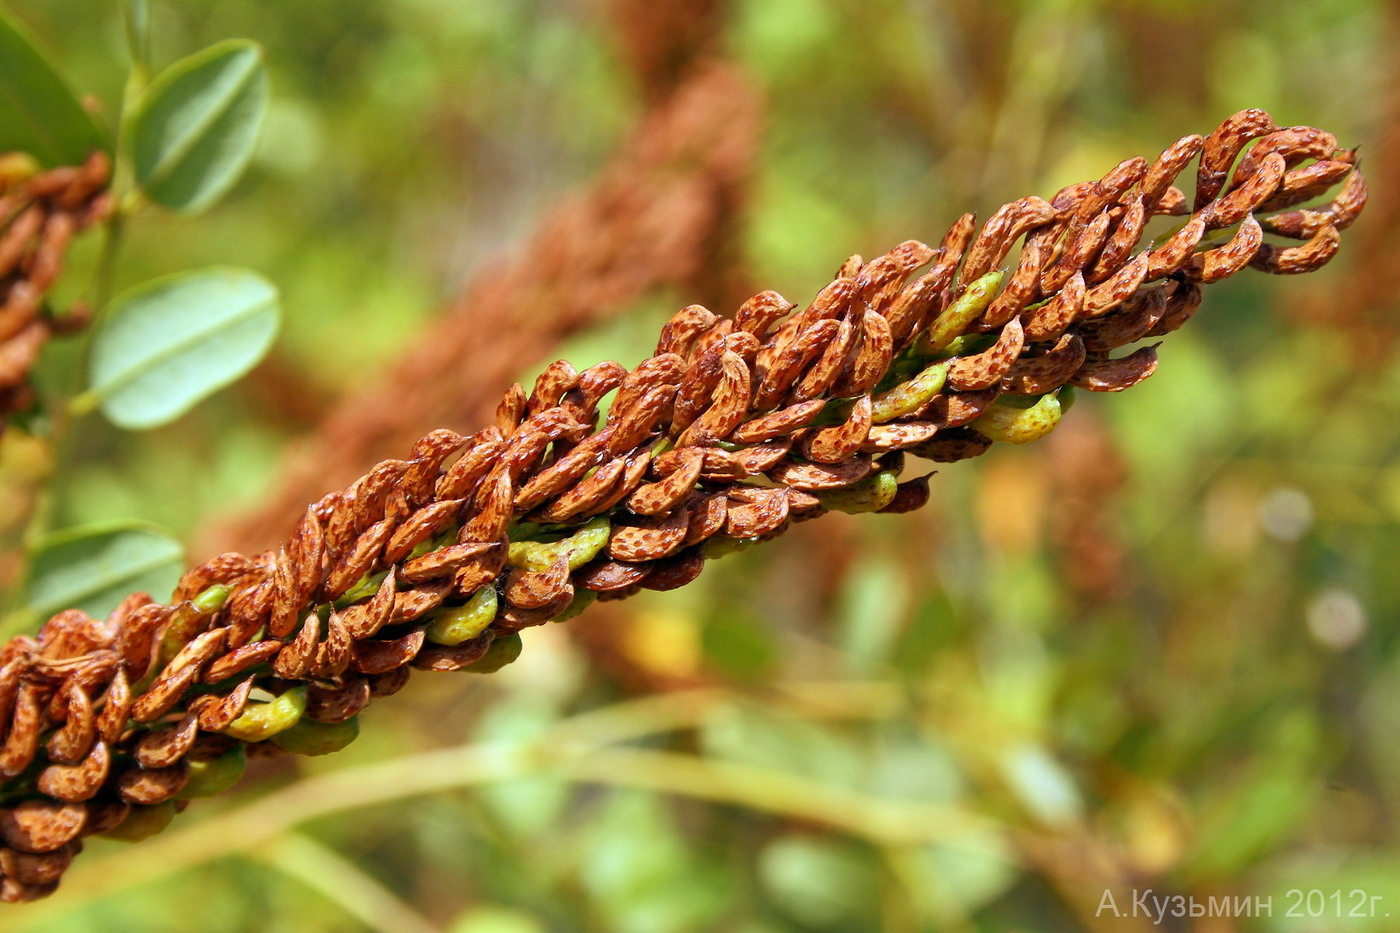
[0,8,107,166]
[24,522,184,619]
[126,38,268,212]
[88,267,281,429]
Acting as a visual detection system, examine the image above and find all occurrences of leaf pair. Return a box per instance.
[96,41,279,427]
[0,12,267,215]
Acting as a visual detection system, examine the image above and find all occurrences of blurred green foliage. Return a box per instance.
[1,0,1397,931]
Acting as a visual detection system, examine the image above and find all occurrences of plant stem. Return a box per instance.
[257,833,441,933]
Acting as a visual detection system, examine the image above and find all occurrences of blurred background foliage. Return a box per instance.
[1,0,1398,930]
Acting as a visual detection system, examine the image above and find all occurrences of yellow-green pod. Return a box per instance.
[425,587,499,646]
[552,589,597,623]
[224,687,308,742]
[272,716,361,757]
[335,571,388,608]
[700,535,759,560]
[466,633,523,674]
[938,332,995,359]
[158,585,229,665]
[921,270,1004,351]
[972,393,1064,444]
[817,471,899,514]
[178,747,247,799]
[100,802,176,842]
[507,516,611,572]
[872,362,948,423]
[192,584,230,614]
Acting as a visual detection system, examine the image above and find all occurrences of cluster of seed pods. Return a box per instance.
[0,152,111,428]
[0,111,1366,901]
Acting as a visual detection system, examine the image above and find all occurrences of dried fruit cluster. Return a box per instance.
[0,111,1366,901]
[0,152,111,429]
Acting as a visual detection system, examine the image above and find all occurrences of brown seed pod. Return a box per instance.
[1186,215,1264,283]
[724,488,791,538]
[879,475,933,514]
[502,558,573,610]
[1258,158,1355,213]
[305,679,371,723]
[1140,134,1204,208]
[767,456,873,491]
[800,395,873,463]
[922,387,1000,428]
[860,421,940,453]
[1002,334,1087,395]
[1145,216,1208,280]
[36,741,110,803]
[608,509,691,563]
[962,197,1059,281]
[1202,152,1285,228]
[1,842,76,885]
[576,558,654,593]
[908,428,994,462]
[656,304,719,357]
[947,318,1025,391]
[1042,212,1112,293]
[194,679,254,732]
[1071,346,1162,392]
[983,232,1053,327]
[640,549,706,591]
[134,714,199,770]
[352,629,426,675]
[0,801,86,853]
[1079,286,1169,352]
[1194,108,1277,207]
[1249,223,1341,274]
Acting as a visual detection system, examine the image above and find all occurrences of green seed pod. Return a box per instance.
[700,535,760,559]
[335,571,389,608]
[425,587,499,646]
[466,633,523,673]
[157,585,230,665]
[552,589,597,623]
[192,584,230,614]
[507,516,610,572]
[178,747,247,799]
[921,270,1005,352]
[100,802,176,842]
[937,332,997,359]
[817,470,899,513]
[872,362,948,423]
[272,716,361,757]
[972,392,1064,444]
[224,687,308,742]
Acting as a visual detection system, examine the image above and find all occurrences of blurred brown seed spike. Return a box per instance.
[0,110,1366,899]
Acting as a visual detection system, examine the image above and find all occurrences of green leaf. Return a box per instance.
[126,39,268,212]
[0,7,107,166]
[88,267,280,429]
[24,522,184,618]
